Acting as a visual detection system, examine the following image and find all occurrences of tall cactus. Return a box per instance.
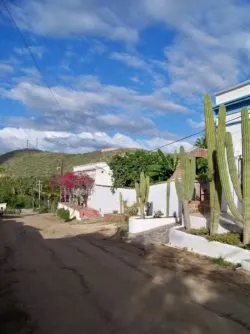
[175,146,196,230]
[119,192,123,214]
[135,171,150,219]
[166,180,170,217]
[217,106,250,244]
[204,95,222,235]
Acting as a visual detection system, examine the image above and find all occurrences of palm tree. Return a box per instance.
[195,135,207,148]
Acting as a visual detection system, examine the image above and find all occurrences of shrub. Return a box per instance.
[189,228,209,236]
[56,208,70,221]
[116,226,128,239]
[4,208,21,215]
[211,257,232,268]
[208,233,241,245]
[124,202,138,217]
[153,210,164,218]
[37,206,49,214]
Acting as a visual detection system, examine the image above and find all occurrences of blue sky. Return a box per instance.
[0,0,250,153]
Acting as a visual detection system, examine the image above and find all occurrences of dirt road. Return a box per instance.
[1,214,250,334]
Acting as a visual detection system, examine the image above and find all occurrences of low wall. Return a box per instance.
[129,217,177,234]
[88,185,136,215]
[189,214,242,234]
[0,203,7,210]
[88,181,180,218]
[169,227,250,265]
[57,203,81,221]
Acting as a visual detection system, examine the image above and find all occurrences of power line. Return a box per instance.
[1,0,62,112]
[149,111,245,152]
[1,0,246,155]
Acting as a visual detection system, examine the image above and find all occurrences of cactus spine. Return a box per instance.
[175,146,195,230]
[119,192,123,214]
[166,180,170,217]
[204,95,222,235]
[135,171,150,219]
[217,106,250,244]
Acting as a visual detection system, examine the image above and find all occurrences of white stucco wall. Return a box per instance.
[88,181,180,217]
[88,186,136,214]
[225,111,242,157]
[148,182,179,217]
[73,162,113,186]
[216,82,250,105]
[58,203,81,221]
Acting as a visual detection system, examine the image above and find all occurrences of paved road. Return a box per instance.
[1,214,250,334]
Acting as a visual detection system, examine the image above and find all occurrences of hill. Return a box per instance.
[0,148,137,178]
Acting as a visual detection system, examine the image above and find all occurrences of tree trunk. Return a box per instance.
[183,200,191,230]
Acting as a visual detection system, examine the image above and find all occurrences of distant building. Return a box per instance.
[73,162,112,187]
[101,147,119,152]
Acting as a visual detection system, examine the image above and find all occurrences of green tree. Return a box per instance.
[194,135,208,181]
[109,149,177,189]
[195,135,207,149]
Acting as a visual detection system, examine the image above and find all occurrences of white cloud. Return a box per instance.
[187,118,204,129]
[11,0,139,43]
[0,127,193,154]
[4,78,186,134]
[0,64,14,76]
[110,52,148,69]
[14,46,45,59]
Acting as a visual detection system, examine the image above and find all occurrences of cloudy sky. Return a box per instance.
[0,0,249,154]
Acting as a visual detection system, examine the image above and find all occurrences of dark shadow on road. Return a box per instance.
[1,217,250,334]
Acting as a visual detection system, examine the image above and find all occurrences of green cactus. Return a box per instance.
[135,171,150,219]
[217,106,250,244]
[175,146,196,230]
[204,95,222,235]
[119,192,123,214]
[166,180,170,217]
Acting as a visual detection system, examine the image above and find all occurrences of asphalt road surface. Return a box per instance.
[1,214,250,334]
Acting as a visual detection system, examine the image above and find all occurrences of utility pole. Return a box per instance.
[37,180,43,208]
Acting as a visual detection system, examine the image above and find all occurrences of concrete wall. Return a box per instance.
[0,203,7,211]
[88,181,180,217]
[58,203,81,221]
[169,227,250,265]
[88,186,136,215]
[216,82,250,105]
[148,182,179,217]
[73,162,113,186]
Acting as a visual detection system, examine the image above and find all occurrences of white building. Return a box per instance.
[213,81,250,212]
[213,80,250,158]
[73,162,113,187]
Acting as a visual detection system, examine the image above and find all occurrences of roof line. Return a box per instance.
[216,80,250,96]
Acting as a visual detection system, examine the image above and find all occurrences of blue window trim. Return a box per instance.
[213,95,250,114]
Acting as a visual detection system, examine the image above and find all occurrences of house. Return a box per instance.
[213,80,250,158]
[73,162,113,187]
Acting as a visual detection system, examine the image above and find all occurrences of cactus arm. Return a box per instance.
[175,178,182,199]
[135,182,140,203]
[242,108,250,244]
[166,180,170,217]
[119,192,123,214]
[204,94,222,235]
[145,175,150,203]
[217,105,243,223]
[225,132,242,201]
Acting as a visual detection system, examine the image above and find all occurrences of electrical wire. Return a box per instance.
[1,0,247,155]
[149,110,246,152]
[1,0,63,111]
